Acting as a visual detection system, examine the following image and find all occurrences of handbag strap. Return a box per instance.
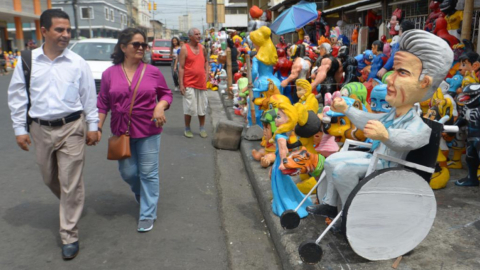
[126,63,147,135]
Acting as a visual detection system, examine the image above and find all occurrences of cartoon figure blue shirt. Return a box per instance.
[368,53,387,81]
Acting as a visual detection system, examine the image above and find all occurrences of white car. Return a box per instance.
[69,38,117,93]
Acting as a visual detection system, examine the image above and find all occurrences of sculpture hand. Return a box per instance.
[364,120,389,141]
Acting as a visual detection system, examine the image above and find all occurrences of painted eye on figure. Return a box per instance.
[340,118,346,125]
[293,158,300,162]
[371,101,377,108]
[276,114,281,119]
[382,103,391,110]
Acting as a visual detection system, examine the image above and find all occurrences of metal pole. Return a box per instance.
[213,0,218,31]
[245,54,257,126]
[461,0,474,40]
[226,47,233,100]
[72,0,80,39]
[88,8,93,38]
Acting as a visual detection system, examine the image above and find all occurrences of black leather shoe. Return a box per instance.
[62,241,79,260]
[306,204,338,218]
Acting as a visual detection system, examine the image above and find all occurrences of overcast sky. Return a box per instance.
[153,0,207,31]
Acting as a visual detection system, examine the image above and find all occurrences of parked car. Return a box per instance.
[151,39,172,65]
[70,38,117,93]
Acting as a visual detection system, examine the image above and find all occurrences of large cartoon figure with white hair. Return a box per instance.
[307,30,454,218]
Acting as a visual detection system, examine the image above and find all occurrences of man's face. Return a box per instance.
[385,51,428,108]
[372,44,378,55]
[41,18,71,50]
[190,29,201,44]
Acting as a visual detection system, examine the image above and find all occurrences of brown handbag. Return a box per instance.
[107,64,147,160]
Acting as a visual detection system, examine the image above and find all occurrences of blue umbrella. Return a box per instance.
[270,1,318,35]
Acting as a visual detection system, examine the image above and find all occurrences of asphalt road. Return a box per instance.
[0,64,279,269]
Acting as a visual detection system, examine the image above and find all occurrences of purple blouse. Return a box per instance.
[97,62,173,138]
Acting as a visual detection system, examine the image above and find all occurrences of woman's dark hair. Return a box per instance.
[170,37,180,54]
[111,28,147,65]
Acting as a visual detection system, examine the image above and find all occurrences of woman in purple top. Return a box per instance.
[97,28,173,232]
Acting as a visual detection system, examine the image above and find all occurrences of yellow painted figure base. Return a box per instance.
[430,167,450,189]
[297,177,317,194]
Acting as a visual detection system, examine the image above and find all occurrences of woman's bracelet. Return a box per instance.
[98,127,103,133]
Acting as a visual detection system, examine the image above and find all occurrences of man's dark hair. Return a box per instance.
[40,9,70,30]
[400,20,415,33]
[372,40,384,52]
[111,28,147,65]
[459,51,480,65]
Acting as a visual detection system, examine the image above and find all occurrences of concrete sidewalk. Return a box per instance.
[212,91,480,270]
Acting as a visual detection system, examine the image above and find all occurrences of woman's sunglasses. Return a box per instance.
[129,42,148,49]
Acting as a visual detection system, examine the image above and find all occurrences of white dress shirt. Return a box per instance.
[8,46,99,136]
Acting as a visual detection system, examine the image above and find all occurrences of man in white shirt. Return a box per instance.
[7,9,98,260]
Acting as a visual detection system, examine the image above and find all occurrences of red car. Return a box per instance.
[151,39,172,65]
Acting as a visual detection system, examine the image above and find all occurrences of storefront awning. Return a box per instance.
[270,0,299,12]
[0,8,40,23]
[322,0,373,14]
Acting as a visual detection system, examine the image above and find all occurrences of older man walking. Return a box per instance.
[178,28,209,138]
[7,9,98,260]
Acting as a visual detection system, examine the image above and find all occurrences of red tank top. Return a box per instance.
[184,43,207,90]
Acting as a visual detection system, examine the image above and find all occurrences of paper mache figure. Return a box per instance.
[269,96,313,218]
[425,0,444,32]
[248,26,280,127]
[311,43,343,104]
[307,30,453,219]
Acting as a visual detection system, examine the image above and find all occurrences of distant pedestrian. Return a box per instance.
[97,28,172,233]
[170,37,181,91]
[0,48,7,75]
[178,28,209,138]
[7,9,99,260]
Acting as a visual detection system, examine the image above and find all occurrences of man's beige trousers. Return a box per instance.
[30,116,86,245]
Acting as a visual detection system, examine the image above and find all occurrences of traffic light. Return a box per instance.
[153,2,157,10]
[148,2,151,11]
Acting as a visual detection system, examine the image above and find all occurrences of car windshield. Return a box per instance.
[70,42,116,61]
[154,41,171,47]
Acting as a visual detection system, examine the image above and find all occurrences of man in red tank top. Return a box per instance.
[178,28,209,138]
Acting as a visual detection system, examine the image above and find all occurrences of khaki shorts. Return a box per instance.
[183,87,208,116]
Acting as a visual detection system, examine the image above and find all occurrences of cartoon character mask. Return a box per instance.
[370,84,391,113]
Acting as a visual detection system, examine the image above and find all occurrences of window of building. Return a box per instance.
[110,9,115,22]
[105,7,109,21]
[80,7,93,19]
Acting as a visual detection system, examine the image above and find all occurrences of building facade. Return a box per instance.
[0,0,51,52]
[136,0,151,30]
[148,19,163,41]
[224,0,248,29]
[178,13,191,33]
[44,0,128,39]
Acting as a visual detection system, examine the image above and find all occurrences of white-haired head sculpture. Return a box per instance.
[398,29,453,101]
[320,43,332,55]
